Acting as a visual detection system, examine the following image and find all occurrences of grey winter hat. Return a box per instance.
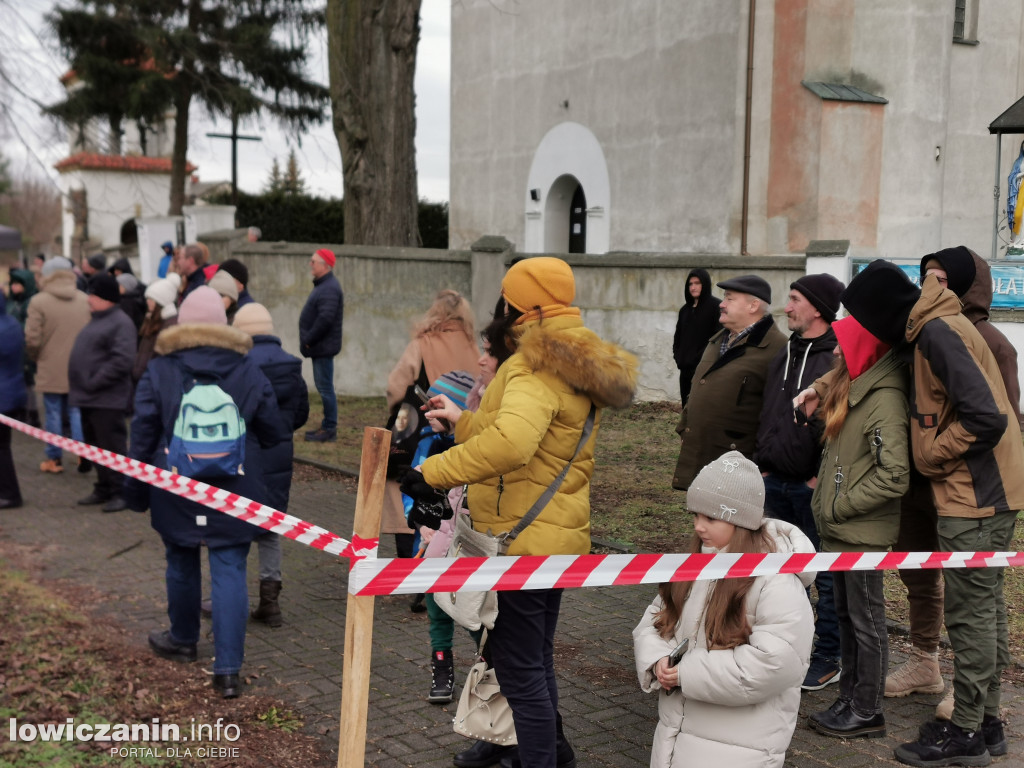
[686,450,765,531]
[41,256,73,277]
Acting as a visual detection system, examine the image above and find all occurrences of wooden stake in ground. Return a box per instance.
[337,427,390,768]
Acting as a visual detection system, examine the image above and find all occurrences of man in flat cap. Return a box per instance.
[672,274,785,491]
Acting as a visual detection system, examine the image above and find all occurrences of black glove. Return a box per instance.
[400,469,438,502]
[400,470,453,530]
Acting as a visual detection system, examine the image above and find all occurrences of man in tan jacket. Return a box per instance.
[24,257,91,473]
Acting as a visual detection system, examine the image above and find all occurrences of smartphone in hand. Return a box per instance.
[414,385,451,432]
[668,637,689,666]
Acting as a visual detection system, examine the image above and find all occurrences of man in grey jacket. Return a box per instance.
[68,274,137,512]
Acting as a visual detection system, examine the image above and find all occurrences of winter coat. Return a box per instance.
[0,293,27,414]
[7,269,36,327]
[420,314,638,556]
[754,328,837,481]
[67,306,137,411]
[179,268,206,304]
[382,323,480,535]
[672,269,720,371]
[120,284,147,331]
[905,276,1024,518]
[961,251,1023,429]
[632,519,815,768]
[247,334,309,512]
[673,314,786,490]
[237,288,255,308]
[299,271,344,358]
[23,270,91,394]
[810,350,910,553]
[124,323,284,548]
[133,316,178,383]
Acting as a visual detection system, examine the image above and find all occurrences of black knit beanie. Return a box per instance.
[920,246,976,298]
[791,274,845,323]
[840,260,920,347]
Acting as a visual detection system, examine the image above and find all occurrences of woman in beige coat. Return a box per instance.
[633,451,815,768]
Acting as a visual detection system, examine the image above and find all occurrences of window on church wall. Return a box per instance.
[953,0,979,44]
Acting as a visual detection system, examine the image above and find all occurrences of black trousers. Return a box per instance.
[0,408,23,503]
[79,407,127,498]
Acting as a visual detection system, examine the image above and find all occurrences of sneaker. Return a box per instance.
[39,458,63,473]
[802,656,841,691]
[304,428,337,443]
[886,647,944,697]
[428,649,454,703]
[981,715,1008,757]
[895,720,991,767]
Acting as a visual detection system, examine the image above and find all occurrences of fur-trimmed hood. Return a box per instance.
[155,322,253,356]
[514,315,638,409]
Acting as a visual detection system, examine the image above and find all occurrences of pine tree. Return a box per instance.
[283,150,306,195]
[48,0,329,215]
[265,158,284,194]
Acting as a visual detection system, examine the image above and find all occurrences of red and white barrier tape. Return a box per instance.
[349,549,1024,596]
[7,414,1022,596]
[0,414,378,561]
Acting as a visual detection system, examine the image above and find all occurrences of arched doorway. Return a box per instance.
[119,218,138,245]
[544,174,588,253]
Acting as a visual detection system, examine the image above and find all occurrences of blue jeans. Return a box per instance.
[491,588,565,768]
[163,541,251,675]
[311,357,337,431]
[763,473,840,659]
[42,393,83,461]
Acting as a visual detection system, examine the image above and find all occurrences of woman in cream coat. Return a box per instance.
[633,452,815,768]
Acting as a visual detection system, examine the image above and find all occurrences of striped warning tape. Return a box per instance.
[5,414,1021,596]
[0,413,377,561]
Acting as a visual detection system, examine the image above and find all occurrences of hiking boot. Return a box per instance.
[77,457,92,473]
[895,720,991,767]
[148,629,197,663]
[935,690,954,720]
[250,579,282,627]
[304,428,337,443]
[802,655,841,691]
[886,647,944,697]
[39,458,63,473]
[428,649,454,703]
[981,715,1007,757]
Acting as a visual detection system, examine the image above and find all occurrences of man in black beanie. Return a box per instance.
[67,274,137,513]
[754,273,845,691]
[218,259,253,307]
[841,260,1024,766]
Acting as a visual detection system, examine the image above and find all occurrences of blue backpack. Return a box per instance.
[166,369,246,479]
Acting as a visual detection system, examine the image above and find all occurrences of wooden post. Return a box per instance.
[337,427,390,768]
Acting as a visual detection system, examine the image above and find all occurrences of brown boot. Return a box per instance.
[885,646,944,697]
[250,579,282,627]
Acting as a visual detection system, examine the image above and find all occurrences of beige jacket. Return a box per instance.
[23,270,91,394]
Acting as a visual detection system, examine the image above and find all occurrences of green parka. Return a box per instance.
[420,314,637,556]
[811,350,910,553]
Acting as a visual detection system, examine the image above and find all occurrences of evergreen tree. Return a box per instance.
[283,149,306,195]
[48,1,329,215]
[265,158,284,194]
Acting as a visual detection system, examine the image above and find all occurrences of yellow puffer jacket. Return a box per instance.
[420,315,637,556]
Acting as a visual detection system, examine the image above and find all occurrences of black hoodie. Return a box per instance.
[672,268,721,370]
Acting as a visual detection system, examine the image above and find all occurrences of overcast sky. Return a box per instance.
[0,0,451,202]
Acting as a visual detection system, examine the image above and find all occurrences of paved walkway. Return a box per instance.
[1,431,1022,767]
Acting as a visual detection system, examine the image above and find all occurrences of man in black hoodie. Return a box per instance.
[754,273,844,691]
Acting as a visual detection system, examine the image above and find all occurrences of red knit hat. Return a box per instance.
[315,248,336,268]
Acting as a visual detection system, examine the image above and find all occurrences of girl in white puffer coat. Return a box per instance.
[633,451,815,768]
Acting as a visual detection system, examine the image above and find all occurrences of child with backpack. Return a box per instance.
[632,451,815,768]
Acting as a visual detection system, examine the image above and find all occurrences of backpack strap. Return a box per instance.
[498,404,597,552]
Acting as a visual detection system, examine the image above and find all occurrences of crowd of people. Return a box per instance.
[0,244,341,699]
[2,245,1021,767]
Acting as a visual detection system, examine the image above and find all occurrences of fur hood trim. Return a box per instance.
[516,317,638,409]
[155,323,253,356]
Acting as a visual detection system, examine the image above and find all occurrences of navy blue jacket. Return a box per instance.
[299,271,344,358]
[68,305,137,410]
[124,323,284,548]
[248,334,309,511]
[179,268,206,305]
[0,293,27,413]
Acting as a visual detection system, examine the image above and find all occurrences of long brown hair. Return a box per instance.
[821,353,852,442]
[653,525,776,649]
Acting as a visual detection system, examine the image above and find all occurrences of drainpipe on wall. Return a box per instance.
[741,0,756,256]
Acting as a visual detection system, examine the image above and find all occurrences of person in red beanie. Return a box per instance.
[299,248,344,441]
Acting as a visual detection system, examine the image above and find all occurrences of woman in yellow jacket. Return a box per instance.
[416,257,637,768]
